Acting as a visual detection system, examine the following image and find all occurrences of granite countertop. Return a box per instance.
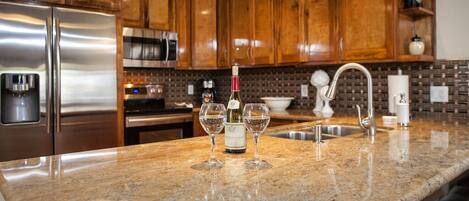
[0,115,468,201]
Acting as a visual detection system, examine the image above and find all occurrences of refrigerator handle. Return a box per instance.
[46,17,53,134]
[54,18,62,133]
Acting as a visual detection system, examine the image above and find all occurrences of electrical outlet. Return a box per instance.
[430,86,448,103]
[187,84,194,95]
[301,84,309,97]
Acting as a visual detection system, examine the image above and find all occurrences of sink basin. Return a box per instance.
[269,124,392,141]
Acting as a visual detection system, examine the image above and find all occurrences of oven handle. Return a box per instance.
[126,113,193,128]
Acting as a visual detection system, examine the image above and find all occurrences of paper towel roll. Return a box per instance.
[388,75,409,114]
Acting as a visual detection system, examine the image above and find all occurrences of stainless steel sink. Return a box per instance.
[269,124,392,141]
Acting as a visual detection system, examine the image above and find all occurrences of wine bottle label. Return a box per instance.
[227,100,240,109]
[224,123,246,149]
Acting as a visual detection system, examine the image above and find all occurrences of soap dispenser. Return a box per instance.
[396,93,410,127]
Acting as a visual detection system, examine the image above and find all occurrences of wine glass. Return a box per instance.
[243,103,272,169]
[194,103,226,170]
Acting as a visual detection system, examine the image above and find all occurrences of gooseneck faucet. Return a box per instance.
[321,63,377,136]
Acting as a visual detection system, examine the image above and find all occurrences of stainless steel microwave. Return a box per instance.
[123,27,178,68]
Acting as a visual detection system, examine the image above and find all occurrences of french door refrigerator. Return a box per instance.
[0,2,118,162]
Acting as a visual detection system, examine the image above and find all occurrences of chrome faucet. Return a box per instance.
[321,63,377,136]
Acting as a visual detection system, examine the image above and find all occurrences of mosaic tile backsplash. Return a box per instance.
[124,60,469,117]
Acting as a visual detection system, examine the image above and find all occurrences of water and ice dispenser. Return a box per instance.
[1,74,40,124]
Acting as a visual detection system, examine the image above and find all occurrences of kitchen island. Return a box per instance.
[0,115,468,201]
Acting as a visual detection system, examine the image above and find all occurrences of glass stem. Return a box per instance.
[210,134,216,161]
[254,133,260,162]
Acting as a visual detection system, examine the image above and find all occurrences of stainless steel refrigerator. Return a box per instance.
[0,2,118,162]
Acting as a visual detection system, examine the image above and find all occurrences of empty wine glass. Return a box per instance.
[243,103,272,169]
[194,103,226,170]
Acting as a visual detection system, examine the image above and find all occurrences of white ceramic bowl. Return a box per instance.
[261,97,294,111]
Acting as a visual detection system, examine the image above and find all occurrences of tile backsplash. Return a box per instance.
[124,60,469,117]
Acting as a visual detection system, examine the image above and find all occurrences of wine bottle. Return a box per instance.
[225,65,246,153]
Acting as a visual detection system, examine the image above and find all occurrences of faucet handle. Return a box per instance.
[356,104,372,130]
[356,105,366,129]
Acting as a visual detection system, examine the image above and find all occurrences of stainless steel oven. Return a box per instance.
[124,84,193,145]
[123,27,178,68]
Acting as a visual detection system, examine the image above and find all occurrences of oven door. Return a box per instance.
[124,113,193,145]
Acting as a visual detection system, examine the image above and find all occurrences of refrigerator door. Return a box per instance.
[0,2,53,161]
[53,7,118,154]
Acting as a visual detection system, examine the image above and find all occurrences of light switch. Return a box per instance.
[430,86,448,103]
[188,84,194,95]
[301,84,309,97]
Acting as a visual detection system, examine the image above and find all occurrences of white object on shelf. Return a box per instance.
[310,70,330,116]
[261,97,294,111]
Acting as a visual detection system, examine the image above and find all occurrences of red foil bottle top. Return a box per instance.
[231,76,240,91]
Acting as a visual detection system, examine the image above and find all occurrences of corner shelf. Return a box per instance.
[398,54,434,62]
[400,7,434,19]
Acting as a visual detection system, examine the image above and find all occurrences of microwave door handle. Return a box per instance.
[46,17,53,134]
[54,18,62,133]
[165,33,169,65]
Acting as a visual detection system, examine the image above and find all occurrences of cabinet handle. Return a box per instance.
[339,37,344,53]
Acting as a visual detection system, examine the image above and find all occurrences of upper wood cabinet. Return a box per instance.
[67,0,121,11]
[122,0,144,27]
[339,0,395,61]
[122,0,174,30]
[275,0,305,64]
[230,0,275,66]
[175,0,191,68]
[252,0,275,65]
[304,0,337,62]
[148,0,173,30]
[230,0,251,65]
[191,0,218,68]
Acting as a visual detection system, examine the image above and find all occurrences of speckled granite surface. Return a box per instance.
[0,115,468,201]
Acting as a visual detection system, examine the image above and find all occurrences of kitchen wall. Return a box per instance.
[436,0,469,60]
[125,60,469,117]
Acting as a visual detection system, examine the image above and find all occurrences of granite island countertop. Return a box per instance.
[0,116,468,201]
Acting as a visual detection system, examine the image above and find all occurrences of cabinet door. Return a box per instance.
[339,0,394,61]
[148,0,170,30]
[275,0,305,64]
[304,0,336,61]
[230,0,252,65]
[191,0,218,68]
[122,0,144,27]
[175,0,191,68]
[66,0,121,11]
[252,0,275,65]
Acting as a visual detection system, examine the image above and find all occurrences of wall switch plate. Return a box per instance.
[430,86,449,103]
[187,84,194,95]
[301,84,309,97]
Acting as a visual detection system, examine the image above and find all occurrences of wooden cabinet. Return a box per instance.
[148,0,173,30]
[121,0,174,30]
[275,0,305,64]
[191,0,218,68]
[338,0,395,61]
[252,0,275,65]
[175,0,191,68]
[122,0,144,27]
[304,0,337,62]
[229,0,275,66]
[230,0,251,65]
[67,0,121,11]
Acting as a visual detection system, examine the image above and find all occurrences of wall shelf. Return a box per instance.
[400,7,434,19]
[399,54,434,62]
